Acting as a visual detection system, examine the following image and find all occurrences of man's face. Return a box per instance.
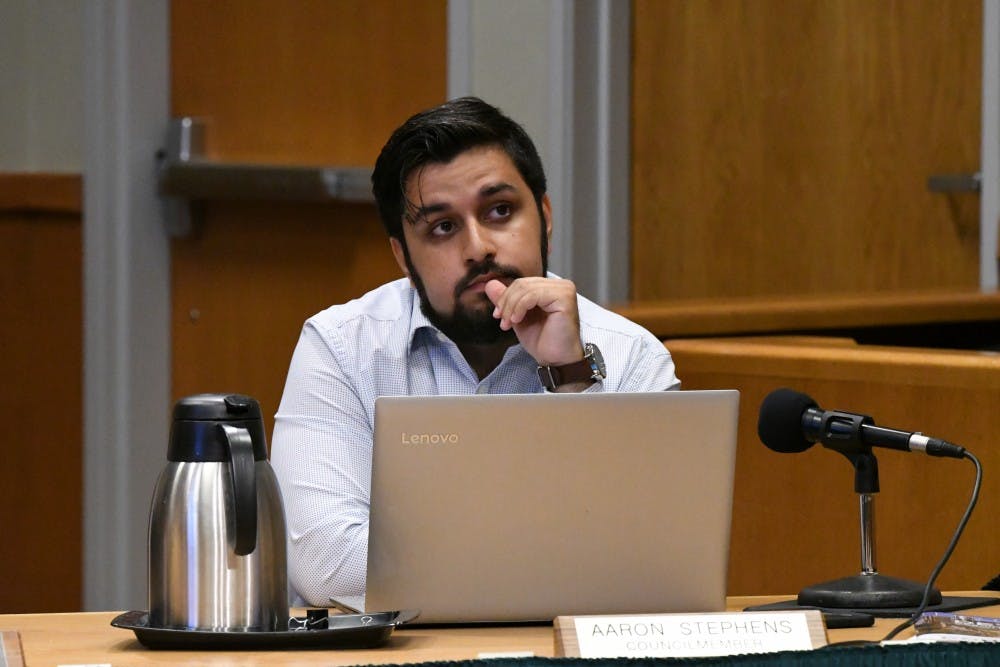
[390,145,552,345]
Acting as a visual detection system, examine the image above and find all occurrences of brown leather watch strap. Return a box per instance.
[536,343,606,390]
[537,357,595,390]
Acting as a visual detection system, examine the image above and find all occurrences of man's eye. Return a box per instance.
[488,203,511,220]
[430,220,455,236]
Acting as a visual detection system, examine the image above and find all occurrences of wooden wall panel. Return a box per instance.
[632,1,982,300]
[170,1,447,437]
[665,337,1000,596]
[171,0,447,165]
[0,176,82,612]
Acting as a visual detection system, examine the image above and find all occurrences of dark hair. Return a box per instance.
[371,97,547,240]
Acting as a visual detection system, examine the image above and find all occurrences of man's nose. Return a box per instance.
[464,220,497,262]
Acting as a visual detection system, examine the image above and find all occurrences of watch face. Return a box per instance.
[586,343,607,379]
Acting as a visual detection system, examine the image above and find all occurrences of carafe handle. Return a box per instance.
[218,424,257,556]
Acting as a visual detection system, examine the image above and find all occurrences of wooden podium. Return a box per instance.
[663,335,1000,597]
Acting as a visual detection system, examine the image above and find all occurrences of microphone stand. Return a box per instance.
[797,449,942,608]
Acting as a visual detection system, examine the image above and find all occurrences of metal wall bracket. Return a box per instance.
[927,171,982,193]
[157,117,374,237]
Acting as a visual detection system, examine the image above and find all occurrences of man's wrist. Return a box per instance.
[536,343,606,391]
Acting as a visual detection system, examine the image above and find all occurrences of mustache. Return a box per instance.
[453,260,524,299]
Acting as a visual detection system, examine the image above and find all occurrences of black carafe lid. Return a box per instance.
[168,393,268,462]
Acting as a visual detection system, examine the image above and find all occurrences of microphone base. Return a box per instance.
[798,573,942,609]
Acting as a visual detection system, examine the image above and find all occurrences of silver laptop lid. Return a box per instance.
[366,390,740,623]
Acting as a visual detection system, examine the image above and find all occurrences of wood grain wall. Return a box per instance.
[631,0,983,300]
[170,0,447,439]
[0,174,82,613]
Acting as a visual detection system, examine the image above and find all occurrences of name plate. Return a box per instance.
[554,611,827,658]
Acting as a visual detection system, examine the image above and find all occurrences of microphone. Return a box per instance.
[758,388,966,459]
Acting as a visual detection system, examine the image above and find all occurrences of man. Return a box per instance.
[271,97,680,607]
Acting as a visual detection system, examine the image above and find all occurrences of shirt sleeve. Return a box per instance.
[271,322,371,606]
[578,327,681,394]
[618,334,681,392]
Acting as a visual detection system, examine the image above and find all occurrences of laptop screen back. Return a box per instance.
[366,390,740,623]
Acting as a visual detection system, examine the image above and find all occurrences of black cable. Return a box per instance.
[879,450,983,642]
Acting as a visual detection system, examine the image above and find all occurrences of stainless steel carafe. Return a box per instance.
[148,393,288,631]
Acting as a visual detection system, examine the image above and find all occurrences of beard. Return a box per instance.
[409,258,522,345]
[402,241,548,346]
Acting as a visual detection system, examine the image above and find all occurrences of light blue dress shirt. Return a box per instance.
[271,276,680,606]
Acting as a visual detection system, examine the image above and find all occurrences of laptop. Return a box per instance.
[364,390,740,623]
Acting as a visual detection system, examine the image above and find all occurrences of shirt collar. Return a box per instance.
[406,287,443,348]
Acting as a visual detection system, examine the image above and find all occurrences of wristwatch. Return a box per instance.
[536,343,606,390]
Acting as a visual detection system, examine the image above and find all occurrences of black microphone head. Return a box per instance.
[758,388,818,453]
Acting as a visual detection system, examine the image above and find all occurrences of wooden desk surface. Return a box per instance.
[2,595,997,665]
[612,288,1000,338]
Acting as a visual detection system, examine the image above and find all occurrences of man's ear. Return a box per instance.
[389,236,413,284]
[542,194,553,252]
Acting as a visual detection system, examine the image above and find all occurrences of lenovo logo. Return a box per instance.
[401,432,459,445]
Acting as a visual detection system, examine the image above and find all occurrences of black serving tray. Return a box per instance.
[111,609,420,650]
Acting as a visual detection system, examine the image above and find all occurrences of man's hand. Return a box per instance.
[484,276,584,367]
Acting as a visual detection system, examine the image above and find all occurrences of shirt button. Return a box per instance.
[476,383,489,395]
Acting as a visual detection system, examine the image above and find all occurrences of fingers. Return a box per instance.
[488,277,576,330]
[484,278,507,306]
[485,276,583,366]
